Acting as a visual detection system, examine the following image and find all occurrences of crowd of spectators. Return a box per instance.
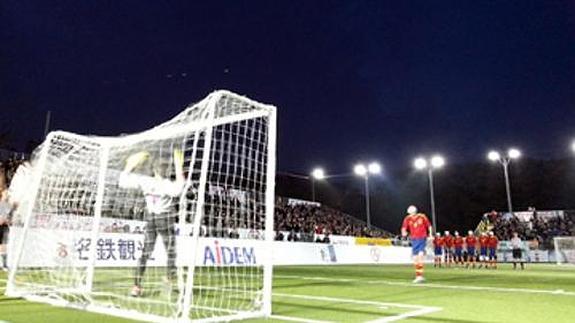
[490,209,575,249]
[0,157,25,189]
[274,201,393,242]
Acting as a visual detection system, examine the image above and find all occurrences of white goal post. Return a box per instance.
[6,90,277,323]
[554,236,575,265]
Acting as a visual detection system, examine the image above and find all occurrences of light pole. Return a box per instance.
[354,162,381,229]
[310,168,325,202]
[488,148,521,214]
[414,155,445,234]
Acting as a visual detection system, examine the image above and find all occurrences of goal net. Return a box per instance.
[6,90,277,322]
[554,237,575,265]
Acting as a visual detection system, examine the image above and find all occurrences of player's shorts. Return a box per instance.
[512,248,522,259]
[434,247,443,256]
[489,248,497,258]
[411,238,426,256]
[480,247,487,256]
[444,247,453,255]
[467,247,476,257]
[455,248,463,258]
[0,225,8,244]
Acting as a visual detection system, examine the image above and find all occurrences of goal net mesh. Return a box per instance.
[7,90,276,322]
[554,236,575,265]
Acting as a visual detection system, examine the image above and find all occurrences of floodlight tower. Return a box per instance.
[488,148,521,214]
[310,168,326,202]
[413,155,445,233]
[354,162,381,229]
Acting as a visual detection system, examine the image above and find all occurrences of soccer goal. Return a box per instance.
[6,90,277,322]
[554,237,575,265]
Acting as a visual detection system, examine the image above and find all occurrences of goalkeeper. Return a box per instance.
[119,150,185,297]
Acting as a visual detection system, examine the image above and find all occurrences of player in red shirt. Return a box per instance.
[453,231,465,267]
[443,231,454,268]
[465,230,477,268]
[478,232,490,268]
[432,232,444,268]
[401,205,432,283]
[487,231,499,269]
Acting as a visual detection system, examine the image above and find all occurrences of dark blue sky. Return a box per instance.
[2,1,575,173]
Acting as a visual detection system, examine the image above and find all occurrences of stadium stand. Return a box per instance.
[490,210,575,249]
[274,199,393,242]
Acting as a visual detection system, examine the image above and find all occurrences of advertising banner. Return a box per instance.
[9,228,413,268]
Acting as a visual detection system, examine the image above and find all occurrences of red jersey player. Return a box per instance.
[432,232,444,268]
[453,232,465,266]
[478,232,490,268]
[401,205,432,283]
[465,231,477,268]
[443,231,454,267]
[487,231,499,269]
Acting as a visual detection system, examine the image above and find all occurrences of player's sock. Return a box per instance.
[1,253,6,269]
[415,263,424,278]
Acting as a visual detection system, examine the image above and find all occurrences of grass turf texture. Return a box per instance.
[1,264,574,322]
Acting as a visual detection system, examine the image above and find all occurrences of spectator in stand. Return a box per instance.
[274,202,393,242]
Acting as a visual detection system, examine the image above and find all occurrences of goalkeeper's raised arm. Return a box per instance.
[119,150,186,297]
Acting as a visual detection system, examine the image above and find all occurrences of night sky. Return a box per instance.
[2,1,575,174]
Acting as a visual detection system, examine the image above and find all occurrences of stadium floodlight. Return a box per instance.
[413,155,446,233]
[572,140,575,153]
[311,168,325,180]
[310,167,326,202]
[488,151,501,162]
[354,164,368,176]
[7,90,277,323]
[430,155,445,168]
[353,162,381,229]
[414,157,427,170]
[368,162,381,174]
[508,148,521,159]
[487,147,521,215]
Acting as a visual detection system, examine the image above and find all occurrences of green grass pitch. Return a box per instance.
[1,264,574,322]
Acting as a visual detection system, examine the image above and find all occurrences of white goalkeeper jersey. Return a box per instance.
[0,200,11,222]
[119,172,184,215]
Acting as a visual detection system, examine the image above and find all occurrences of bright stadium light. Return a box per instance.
[368,162,381,174]
[508,148,521,159]
[413,155,446,233]
[430,155,445,169]
[414,157,427,170]
[353,161,381,229]
[488,151,501,162]
[572,140,575,153]
[487,147,522,214]
[311,168,325,180]
[354,164,367,176]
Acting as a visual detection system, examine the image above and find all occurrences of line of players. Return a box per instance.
[432,230,499,269]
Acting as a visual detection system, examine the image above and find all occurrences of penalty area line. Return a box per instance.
[275,274,575,297]
[274,292,441,323]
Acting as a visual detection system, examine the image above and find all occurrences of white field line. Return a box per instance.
[270,314,334,323]
[1,277,439,322]
[274,293,441,323]
[276,274,575,297]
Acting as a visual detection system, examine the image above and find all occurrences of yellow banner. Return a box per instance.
[355,237,392,246]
